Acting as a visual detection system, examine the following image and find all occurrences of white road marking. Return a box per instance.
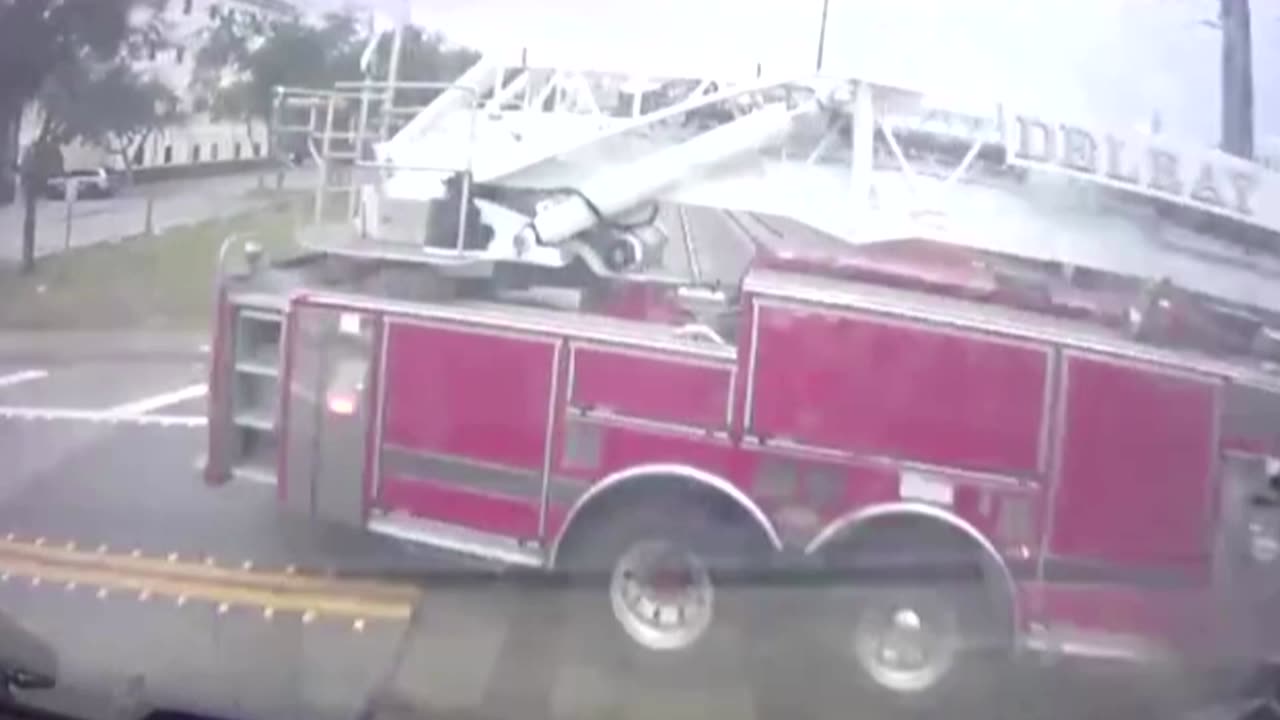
[0,369,49,389]
[0,406,205,427]
[107,383,207,416]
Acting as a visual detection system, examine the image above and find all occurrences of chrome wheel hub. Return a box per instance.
[852,599,958,694]
[609,540,714,652]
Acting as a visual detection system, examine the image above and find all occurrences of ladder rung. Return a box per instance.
[234,410,275,432]
[324,134,381,144]
[235,360,278,378]
[237,309,283,325]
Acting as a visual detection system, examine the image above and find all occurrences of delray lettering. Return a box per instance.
[1014,116,1260,217]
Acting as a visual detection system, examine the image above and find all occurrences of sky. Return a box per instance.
[308,0,1280,152]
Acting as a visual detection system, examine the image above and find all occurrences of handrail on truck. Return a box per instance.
[271,78,483,256]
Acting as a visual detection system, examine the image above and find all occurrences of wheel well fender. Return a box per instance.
[806,502,1020,640]
[548,463,782,568]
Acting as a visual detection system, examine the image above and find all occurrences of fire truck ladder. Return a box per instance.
[281,55,855,281]
[280,50,1280,319]
[270,78,445,225]
[278,54,999,279]
[271,65,492,262]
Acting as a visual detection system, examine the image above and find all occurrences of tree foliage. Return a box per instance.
[0,0,147,274]
[192,11,362,132]
[192,12,479,137]
[342,25,480,107]
[24,0,175,179]
[39,60,183,180]
[0,0,136,112]
[343,24,480,84]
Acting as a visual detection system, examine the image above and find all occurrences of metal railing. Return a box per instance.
[270,79,482,254]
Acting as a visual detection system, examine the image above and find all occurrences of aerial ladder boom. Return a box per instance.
[385,57,503,152]
[275,47,1280,323]
[515,99,822,251]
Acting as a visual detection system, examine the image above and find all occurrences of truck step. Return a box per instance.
[367,513,544,568]
[230,463,277,486]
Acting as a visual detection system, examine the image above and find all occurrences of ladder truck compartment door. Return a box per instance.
[1041,352,1218,648]
[280,304,380,526]
[377,321,560,541]
[1048,353,1218,570]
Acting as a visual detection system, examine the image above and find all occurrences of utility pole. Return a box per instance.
[1220,0,1254,159]
[815,0,831,72]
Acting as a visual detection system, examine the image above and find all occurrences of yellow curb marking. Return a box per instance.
[0,535,420,623]
[0,537,418,602]
[0,554,412,620]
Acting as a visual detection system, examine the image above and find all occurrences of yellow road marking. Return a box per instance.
[0,554,413,620]
[0,538,419,602]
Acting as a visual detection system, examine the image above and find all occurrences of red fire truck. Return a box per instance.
[203,51,1280,708]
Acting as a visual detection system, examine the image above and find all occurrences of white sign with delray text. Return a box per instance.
[1006,115,1280,235]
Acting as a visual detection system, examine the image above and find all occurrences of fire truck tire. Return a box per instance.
[555,499,764,675]
[816,521,1011,710]
[844,584,1000,704]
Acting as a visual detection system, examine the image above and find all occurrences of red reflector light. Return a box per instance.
[327,394,357,416]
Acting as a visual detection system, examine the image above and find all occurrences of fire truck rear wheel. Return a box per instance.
[557,501,762,670]
[846,586,975,696]
[819,522,1010,709]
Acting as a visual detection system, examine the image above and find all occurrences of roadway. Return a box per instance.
[0,355,411,719]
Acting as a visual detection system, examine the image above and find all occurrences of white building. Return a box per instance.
[21,0,297,173]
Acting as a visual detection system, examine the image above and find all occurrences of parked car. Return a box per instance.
[44,167,122,199]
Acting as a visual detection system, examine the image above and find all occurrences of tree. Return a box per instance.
[0,0,147,274]
[343,25,480,109]
[39,60,183,184]
[192,12,479,155]
[0,0,136,110]
[192,11,362,147]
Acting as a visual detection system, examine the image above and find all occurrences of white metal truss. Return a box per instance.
[274,49,1280,317]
